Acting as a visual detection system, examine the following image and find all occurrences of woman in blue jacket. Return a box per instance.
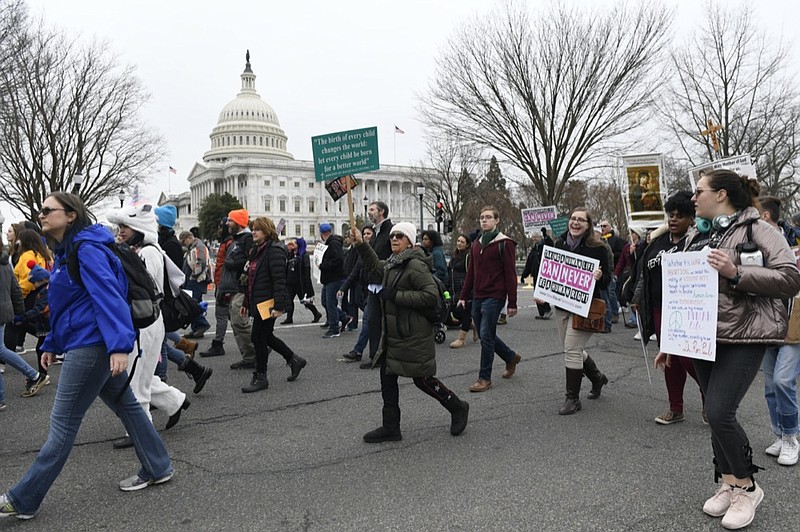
[0,192,173,520]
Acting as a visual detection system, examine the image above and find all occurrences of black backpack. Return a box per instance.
[391,259,451,324]
[160,260,204,332]
[68,241,162,330]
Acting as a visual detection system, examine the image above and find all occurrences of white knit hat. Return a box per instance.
[392,222,417,244]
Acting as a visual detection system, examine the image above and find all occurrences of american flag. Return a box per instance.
[169,166,177,174]
[394,125,405,134]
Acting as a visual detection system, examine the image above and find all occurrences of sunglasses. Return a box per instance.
[389,232,407,240]
[39,207,66,217]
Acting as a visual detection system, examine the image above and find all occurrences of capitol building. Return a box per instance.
[159,54,423,239]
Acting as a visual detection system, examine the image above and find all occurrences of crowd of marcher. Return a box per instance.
[2,170,800,530]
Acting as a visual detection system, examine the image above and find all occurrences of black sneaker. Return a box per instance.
[21,373,49,398]
[343,350,362,361]
[230,360,255,370]
[322,330,340,339]
[359,359,374,369]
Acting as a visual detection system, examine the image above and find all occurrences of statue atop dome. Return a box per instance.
[245,49,252,73]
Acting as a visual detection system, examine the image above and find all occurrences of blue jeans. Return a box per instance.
[155,339,187,380]
[472,297,516,381]
[603,277,620,329]
[322,280,347,333]
[353,300,370,354]
[185,280,210,332]
[763,343,800,437]
[0,324,39,403]
[6,344,173,515]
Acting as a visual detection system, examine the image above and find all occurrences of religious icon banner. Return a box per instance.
[621,153,666,223]
[687,154,756,190]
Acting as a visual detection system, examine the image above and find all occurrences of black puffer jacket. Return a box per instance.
[448,249,470,301]
[245,240,289,315]
[357,243,438,378]
[158,228,184,269]
[286,251,315,299]
[319,234,346,284]
[220,229,254,294]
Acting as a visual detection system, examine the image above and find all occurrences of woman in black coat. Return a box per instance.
[281,237,322,324]
[550,208,613,415]
[241,217,306,393]
[448,234,477,348]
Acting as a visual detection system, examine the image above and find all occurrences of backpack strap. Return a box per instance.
[114,330,141,403]
[66,241,88,288]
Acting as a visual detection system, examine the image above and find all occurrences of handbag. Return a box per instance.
[572,298,607,333]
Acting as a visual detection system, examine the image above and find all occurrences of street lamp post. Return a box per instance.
[416,183,425,236]
[362,195,369,222]
[71,169,84,197]
[117,189,125,208]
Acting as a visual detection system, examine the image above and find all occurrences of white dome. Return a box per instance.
[203,52,293,162]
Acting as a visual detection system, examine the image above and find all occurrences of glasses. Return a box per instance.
[569,216,589,224]
[39,207,66,217]
[389,232,407,240]
[478,215,495,221]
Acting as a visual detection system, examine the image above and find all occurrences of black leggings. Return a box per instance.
[380,356,452,408]
[693,343,766,479]
[250,312,294,374]
[3,323,46,375]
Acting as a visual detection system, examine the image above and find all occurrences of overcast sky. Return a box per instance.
[16,0,800,208]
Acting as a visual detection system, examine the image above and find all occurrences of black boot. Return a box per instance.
[559,368,583,415]
[280,314,294,325]
[583,355,608,399]
[165,398,191,430]
[443,394,470,436]
[363,406,402,443]
[180,358,213,394]
[286,355,307,382]
[199,339,225,358]
[309,305,323,323]
[242,372,268,393]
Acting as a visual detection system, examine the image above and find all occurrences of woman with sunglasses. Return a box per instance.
[682,170,800,529]
[350,222,469,442]
[0,193,173,520]
[550,208,612,415]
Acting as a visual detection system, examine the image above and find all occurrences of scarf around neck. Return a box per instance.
[480,230,499,247]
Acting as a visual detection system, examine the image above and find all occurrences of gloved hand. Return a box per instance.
[379,287,396,301]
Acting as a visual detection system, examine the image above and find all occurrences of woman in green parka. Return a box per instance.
[352,222,469,443]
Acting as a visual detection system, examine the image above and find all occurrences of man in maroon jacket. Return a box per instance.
[458,206,521,392]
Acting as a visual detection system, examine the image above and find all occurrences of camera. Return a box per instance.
[738,242,764,267]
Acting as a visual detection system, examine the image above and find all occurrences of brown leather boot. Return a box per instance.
[175,338,198,359]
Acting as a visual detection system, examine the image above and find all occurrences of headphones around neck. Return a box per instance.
[694,213,738,234]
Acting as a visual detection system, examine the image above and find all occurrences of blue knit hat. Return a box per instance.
[319,222,333,234]
[27,260,50,283]
[154,205,177,228]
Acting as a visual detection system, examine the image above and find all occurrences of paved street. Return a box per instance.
[0,292,796,531]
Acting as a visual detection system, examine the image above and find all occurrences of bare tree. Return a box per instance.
[0,0,28,95]
[0,22,165,219]
[665,1,800,210]
[411,134,481,231]
[420,2,672,207]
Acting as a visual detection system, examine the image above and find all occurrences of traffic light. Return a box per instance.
[443,219,453,234]
[435,198,444,224]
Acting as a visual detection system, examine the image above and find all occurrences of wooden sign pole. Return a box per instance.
[346,175,356,231]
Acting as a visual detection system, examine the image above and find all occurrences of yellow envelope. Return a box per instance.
[256,299,275,320]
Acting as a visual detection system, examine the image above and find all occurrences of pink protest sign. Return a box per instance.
[533,246,599,317]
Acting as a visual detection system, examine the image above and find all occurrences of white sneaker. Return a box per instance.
[720,482,763,530]
[703,483,733,517]
[649,333,657,341]
[777,435,799,466]
[765,436,782,457]
[633,331,642,340]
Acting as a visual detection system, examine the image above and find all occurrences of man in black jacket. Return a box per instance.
[360,201,393,368]
[154,205,183,269]
[319,223,350,339]
[599,220,624,329]
[220,209,257,369]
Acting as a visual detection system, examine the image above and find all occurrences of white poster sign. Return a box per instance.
[522,206,557,233]
[660,251,718,361]
[688,154,756,190]
[311,242,328,284]
[533,246,599,317]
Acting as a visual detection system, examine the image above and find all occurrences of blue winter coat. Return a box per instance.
[41,225,136,356]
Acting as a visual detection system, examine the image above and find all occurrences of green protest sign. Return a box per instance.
[548,216,568,236]
[311,126,379,182]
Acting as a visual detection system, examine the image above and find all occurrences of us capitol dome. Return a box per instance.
[162,51,420,239]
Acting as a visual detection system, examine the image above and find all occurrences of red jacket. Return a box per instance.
[460,234,518,309]
[214,237,232,286]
